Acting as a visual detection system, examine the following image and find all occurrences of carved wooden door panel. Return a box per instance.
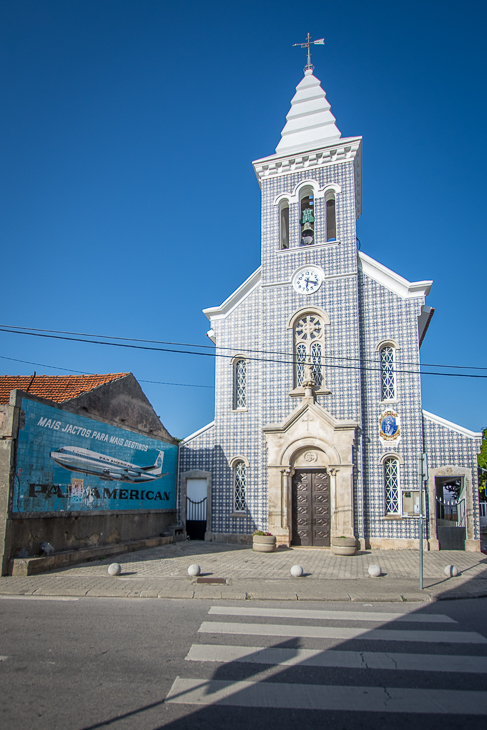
[292,470,330,547]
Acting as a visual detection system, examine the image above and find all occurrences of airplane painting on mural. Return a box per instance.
[13,398,178,513]
[50,447,167,483]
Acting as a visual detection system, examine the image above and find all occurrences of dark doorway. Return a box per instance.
[186,496,207,540]
[292,469,330,546]
[435,476,465,550]
[185,477,208,540]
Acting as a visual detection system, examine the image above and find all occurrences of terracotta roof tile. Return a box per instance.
[0,373,129,405]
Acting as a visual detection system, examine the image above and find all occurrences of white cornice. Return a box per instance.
[358,251,432,299]
[182,421,215,444]
[253,136,362,182]
[422,410,482,439]
[253,137,362,219]
[203,268,261,321]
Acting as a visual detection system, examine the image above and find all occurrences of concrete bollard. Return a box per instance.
[290,565,303,577]
[188,564,201,577]
[368,564,381,577]
[107,563,121,576]
[444,565,459,577]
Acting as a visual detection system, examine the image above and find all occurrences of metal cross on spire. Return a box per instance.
[293,32,325,72]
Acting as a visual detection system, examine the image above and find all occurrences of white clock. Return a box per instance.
[292,266,324,294]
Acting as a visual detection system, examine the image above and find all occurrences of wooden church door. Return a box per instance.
[291,470,330,547]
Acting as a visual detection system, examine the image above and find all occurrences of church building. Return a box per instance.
[180,52,481,552]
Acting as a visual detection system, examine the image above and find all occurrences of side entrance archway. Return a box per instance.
[291,469,330,546]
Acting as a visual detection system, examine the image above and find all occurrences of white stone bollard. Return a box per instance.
[444,565,459,577]
[291,565,303,577]
[107,563,121,576]
[188,564,201,577]
[368,564,381,577]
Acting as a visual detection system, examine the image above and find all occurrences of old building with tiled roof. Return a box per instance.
[0,373,129,405]
[0,372,178,574]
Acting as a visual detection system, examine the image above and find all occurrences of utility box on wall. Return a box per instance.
[0,374,179,575]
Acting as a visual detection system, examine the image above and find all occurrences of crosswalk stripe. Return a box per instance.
[166,676,487,714]
[208,605,456,624]
[199,621,487,644]
[186,644,487,673]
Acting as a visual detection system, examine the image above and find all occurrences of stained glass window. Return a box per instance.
[295,314,324,389]
[234,462,246,512]
[385,457,400,514]
[381,346,396,400]
[234,359,246,409]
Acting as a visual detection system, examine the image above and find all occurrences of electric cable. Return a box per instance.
[0,323,484,373]
[0,326,486,380]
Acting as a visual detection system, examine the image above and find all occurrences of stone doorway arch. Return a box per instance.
[263,401,358,547]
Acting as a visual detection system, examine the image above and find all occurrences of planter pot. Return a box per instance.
[331,536,357,556]
[253,535,276,553]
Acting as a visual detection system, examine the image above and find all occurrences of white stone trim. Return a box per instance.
[203,268,261,321]
[182,421,215,444]
[358,251,432,299]
[422,410,482,439]
[376,338,400,352]
[378,451,404,465]
[229,455,250,468]
[253,136,362,221]
[287,305,330,329]
[273,181,341,207]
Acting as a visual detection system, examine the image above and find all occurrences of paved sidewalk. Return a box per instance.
[1,542,486,603]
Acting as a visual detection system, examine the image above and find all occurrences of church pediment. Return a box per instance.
[263,400,358,468]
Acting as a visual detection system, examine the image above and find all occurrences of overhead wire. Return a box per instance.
[0,323,485,373]
[0,325,486,380]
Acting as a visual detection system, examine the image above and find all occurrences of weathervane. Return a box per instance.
[293,32,324,72]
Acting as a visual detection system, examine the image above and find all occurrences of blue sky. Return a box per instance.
[1,0,486,438]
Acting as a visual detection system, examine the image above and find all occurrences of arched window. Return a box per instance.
[300,186,315,246]
[384,457,400,514]
[380,345,396,400]
[279,200,289,250]
[326,190,336,242]
[233,461,246,513]
[233,359,247,410]
[294,314,323,388]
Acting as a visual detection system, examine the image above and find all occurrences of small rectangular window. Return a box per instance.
[402,491,420,516]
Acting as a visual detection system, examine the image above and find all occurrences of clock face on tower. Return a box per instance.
[292,266,324,294]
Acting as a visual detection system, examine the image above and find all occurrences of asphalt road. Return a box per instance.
[1,596,487,729]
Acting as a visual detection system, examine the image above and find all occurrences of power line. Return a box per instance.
[0,355,214,389]
[0,322,485,373]
[1,326,486,380]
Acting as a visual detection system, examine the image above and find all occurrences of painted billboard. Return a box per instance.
[13,398,177,513]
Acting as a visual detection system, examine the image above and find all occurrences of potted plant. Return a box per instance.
[252,530,276,553]
[331,536,357,556]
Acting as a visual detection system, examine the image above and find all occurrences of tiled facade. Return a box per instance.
[180,70,481,550]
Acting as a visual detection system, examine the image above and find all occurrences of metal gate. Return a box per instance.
[436,496,466,550]
[186,496,207,540]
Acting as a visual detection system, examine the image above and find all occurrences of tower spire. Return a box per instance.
[293,32,325,73]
